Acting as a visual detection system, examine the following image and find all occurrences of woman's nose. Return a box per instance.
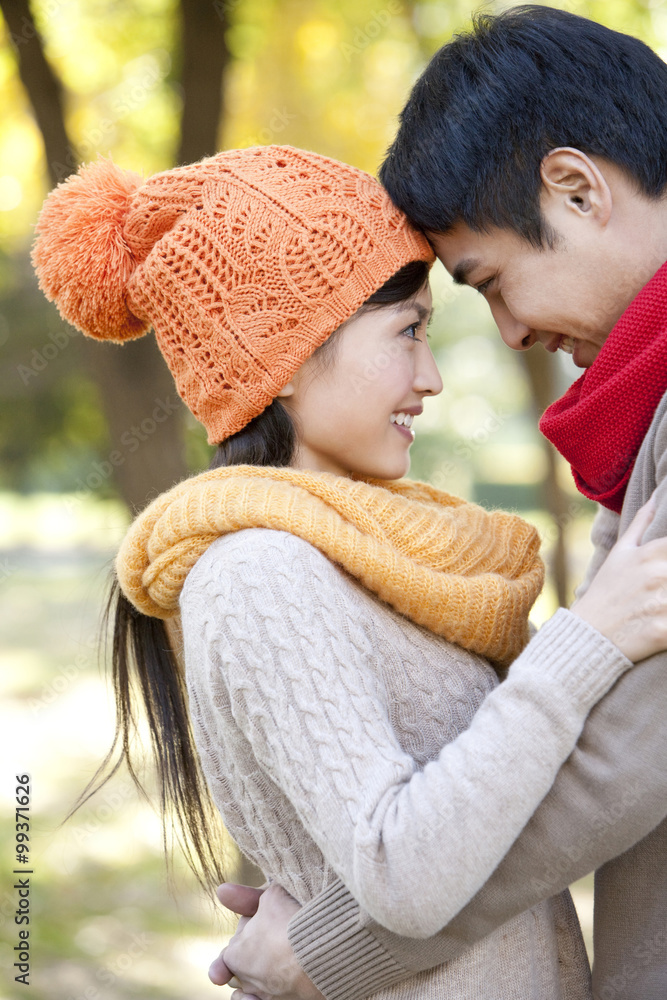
[415,350,443,396]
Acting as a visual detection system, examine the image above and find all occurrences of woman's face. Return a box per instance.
[278,283,442,480]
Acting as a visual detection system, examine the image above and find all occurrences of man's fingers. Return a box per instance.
[216,882,264,916]
[208,951,234,986]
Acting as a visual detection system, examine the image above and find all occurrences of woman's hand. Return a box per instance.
[209,883,324,1000]
[571,497,667,662]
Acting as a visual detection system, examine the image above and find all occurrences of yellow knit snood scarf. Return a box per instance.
[116,465,544,669]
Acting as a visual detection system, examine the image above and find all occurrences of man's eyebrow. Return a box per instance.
[452,258,481,286]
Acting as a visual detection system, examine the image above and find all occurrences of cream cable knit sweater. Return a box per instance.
[181,526,631,998]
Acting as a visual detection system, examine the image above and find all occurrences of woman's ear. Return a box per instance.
[276,381,295,398]
[540,147,613,226]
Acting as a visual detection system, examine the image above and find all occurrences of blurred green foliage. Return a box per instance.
[2,0,666,503]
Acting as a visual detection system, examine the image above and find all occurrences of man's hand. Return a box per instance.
[209,882,325,1000]
[209,884,264,991]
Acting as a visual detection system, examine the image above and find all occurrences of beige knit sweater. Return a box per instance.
[180,524,632,998]
[287,390,667,1000]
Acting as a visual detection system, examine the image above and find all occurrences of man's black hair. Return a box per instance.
[379,5,667,246]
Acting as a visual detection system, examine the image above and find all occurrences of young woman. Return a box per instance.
[32,146,667,999]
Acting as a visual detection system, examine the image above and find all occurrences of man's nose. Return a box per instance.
[494,312,536,352]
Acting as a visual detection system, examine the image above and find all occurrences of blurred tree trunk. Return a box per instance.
[176,0,228,164]
[520,350,570,606]
[2,0,230,511]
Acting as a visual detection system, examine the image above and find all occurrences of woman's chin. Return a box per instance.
[358,457,411,481]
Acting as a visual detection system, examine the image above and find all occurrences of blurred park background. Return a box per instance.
[2,0,666,996]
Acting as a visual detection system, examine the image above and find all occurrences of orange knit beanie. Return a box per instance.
[32,146,434,443]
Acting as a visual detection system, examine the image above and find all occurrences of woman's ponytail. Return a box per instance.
[103,579,227,888]
[85,397,297,888]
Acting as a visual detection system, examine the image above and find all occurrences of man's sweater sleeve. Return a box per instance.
[589,403,667,998]
[573,505,620,599]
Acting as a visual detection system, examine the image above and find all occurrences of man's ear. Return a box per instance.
[540,147,613,226]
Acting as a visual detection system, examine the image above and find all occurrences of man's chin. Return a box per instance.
[572,342,601,369]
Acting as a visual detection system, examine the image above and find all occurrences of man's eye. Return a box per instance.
[476,278,493,296]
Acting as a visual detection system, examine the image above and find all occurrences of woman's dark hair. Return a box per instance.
[89,258,431,887]
[380,5,667,247]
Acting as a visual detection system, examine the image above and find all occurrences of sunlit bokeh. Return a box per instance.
[3,0,661,994]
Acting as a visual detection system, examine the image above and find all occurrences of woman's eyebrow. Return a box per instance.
[392,301,433,322]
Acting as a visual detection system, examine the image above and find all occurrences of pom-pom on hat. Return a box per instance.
[32,146,434,443]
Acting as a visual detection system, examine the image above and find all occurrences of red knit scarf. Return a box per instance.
[539,260,667,514]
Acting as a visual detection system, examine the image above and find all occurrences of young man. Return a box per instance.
[210,8,667,998]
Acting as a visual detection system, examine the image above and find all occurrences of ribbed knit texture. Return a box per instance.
[539,258,667,513]
[181,528,631,998]
[31,148,434,442]
[116,466,544,668]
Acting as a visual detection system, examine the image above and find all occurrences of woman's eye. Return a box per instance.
[402,322,421,340]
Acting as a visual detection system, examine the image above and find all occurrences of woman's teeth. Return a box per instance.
[559,337,575,355]
[391,412,414,428]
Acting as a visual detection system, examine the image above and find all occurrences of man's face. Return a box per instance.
[430,211,650,369]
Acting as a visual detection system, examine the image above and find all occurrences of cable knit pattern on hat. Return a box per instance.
[115,465,544,669]
[32,147,434,442]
